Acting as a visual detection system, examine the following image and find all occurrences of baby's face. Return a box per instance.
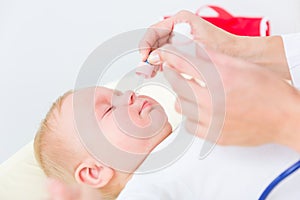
[61,87,172,155]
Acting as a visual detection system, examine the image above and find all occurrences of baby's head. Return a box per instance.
[34,86,172,198]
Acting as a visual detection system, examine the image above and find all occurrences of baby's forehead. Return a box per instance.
[91,87,120,102]
[74,86,120,97]
[57,87,116,136]
[61,86,118,112]
[61,87,125,115]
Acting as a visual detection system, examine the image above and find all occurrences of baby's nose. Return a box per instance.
[112,90,136,106]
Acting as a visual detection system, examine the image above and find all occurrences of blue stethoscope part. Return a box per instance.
[259,159,300,199]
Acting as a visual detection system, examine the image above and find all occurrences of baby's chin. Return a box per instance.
[149,121,173,152]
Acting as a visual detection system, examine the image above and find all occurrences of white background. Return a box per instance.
[1,0,300,163]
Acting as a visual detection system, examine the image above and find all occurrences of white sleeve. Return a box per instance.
[116,177,194,200]
[117,183,173,200]
[281,33,300,89]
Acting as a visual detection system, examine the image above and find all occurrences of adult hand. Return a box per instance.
[157,44,300,152]
[139,10,235,63]
[139,10,290,80]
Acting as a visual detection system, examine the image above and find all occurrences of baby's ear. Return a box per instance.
[74,159,114,188]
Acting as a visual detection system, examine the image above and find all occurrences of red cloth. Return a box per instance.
[164,5,270,36]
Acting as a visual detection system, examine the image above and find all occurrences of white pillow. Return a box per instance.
[0,83,181,200]
[0,141,48,200]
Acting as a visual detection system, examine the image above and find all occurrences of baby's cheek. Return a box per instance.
[126,109,152,128]
[102,110,151,132]
[100,118,152,154]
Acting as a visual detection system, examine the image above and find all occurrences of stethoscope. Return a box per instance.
[259,159,300,199]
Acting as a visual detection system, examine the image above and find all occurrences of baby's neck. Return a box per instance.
[102,171,133,198]
[118,171,134,188]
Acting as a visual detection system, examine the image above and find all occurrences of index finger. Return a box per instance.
[139,20,174,61]
[139,10,200,61]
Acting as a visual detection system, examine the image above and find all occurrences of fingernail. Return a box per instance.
[147,52,161,64]
[194,78,206,87]
[180,73,193,80]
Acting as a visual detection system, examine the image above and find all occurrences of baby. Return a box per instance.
[34,86,173,199]
[34,86,298,200]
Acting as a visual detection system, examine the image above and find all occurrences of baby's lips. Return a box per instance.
[136,61,161,78]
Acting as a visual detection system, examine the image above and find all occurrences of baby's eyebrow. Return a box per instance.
[112,89,123,96]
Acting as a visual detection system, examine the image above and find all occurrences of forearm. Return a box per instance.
[232,35,291,79]
[276,88,300,153]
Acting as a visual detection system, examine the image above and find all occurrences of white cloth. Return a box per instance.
[282,33,300,89]
[117,126,300,200]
